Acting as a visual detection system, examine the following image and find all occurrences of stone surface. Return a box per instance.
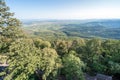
[96,74,112,80]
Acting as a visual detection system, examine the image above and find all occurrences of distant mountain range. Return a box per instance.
[22,19,120,39]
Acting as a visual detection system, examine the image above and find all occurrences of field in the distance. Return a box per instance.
[22,19,120,40]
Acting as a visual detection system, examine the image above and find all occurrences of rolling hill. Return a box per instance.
[22,19,120,40]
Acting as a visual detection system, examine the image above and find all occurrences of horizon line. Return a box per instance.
[20,18,120,21]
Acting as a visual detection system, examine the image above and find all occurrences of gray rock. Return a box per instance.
[96,74,112,80]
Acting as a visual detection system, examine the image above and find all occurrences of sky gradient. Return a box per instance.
[6,0,120,19]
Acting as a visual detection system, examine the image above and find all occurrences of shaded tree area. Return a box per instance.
[53,38,120,76]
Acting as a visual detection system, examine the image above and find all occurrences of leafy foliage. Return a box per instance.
[62,52,85,80]
[0,0,120,80]
[0,0,21,28]
[3,39,61,80]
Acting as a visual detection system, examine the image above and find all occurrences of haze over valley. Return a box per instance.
[22,19,120,40]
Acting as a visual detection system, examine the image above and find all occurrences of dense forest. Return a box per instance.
[0,0,120,80]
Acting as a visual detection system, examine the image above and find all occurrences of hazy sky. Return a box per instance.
[6,0,120,19]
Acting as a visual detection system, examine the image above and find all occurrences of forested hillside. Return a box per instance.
[22,19,120,40]
[0,0,120,80]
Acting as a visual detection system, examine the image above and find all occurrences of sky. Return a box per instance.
[5,0,120,20]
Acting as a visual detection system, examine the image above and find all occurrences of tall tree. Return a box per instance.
[0,0,20,29]
[0,0,25,54]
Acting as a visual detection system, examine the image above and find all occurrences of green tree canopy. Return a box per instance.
[62,52,85,80]
[3,39,61,80]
